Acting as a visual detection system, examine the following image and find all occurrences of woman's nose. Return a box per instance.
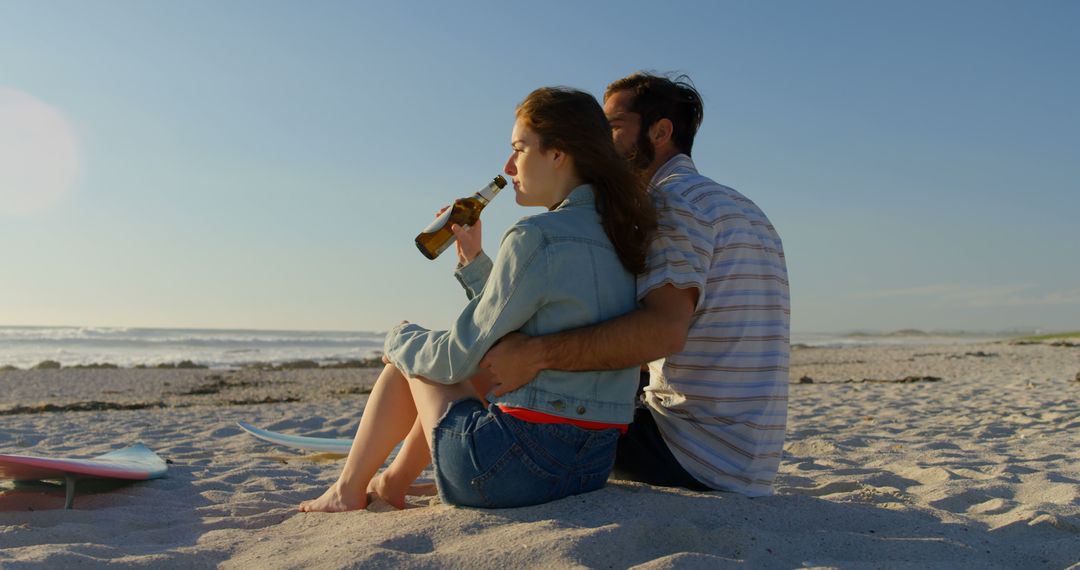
[503,154,516,176]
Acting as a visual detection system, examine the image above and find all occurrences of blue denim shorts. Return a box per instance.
[431,399,620,508]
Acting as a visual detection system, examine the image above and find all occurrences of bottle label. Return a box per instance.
[421,207,453,234]
[478,180,502,203]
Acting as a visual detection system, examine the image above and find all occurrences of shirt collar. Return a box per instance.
[554,184,595,210]
[649,154,698,188]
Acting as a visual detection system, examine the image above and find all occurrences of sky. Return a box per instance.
[1,1,1077,334]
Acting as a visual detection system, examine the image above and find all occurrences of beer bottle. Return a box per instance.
[415,175,507,260]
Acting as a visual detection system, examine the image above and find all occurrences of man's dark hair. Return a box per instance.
[605,72,704,156]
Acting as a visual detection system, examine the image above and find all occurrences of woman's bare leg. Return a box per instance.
[369,369,495,508]
[299,364,417,512]
[367,417,433,509]
[404,375,476,452]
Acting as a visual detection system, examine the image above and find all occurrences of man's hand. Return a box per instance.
[480,332,544,397]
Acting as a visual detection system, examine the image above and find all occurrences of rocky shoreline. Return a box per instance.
[0,367,380,415]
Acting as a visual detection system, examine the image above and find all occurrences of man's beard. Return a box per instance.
[625,133,655,184]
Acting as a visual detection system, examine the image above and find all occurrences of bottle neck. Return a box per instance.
[475,180,503,205]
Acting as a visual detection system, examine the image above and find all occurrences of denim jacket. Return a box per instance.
[384,185,640,424]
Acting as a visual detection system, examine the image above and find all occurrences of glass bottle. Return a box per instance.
[415,175,507,260]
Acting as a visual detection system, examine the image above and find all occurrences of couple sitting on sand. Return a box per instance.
[301,73,790,512]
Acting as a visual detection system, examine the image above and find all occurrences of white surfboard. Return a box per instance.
[237,421,353,454]
[0,443,168,509]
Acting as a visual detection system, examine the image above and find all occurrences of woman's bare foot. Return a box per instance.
[298,480,368,512]
[367,472,409,510]
[367,473,438,509]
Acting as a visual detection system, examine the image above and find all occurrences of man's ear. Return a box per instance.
[650,118,673,147]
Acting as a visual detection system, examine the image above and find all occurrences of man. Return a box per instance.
[481,72,790,497]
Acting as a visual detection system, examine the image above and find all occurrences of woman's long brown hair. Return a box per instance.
[516,87,657,274]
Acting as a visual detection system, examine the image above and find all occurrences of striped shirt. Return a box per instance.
[639,154,789,497]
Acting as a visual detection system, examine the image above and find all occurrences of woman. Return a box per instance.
[300,87,656,511]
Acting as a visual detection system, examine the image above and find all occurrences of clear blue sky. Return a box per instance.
[1,1,1077,334]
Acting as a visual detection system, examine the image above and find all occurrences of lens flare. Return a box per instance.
[0,88,81,215]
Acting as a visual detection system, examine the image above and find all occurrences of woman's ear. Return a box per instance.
[551,149,566,169]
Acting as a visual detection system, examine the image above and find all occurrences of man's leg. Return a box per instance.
[611,372,711,491]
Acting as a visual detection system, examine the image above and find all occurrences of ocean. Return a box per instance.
[0,326,387,369]
[0,326,1017,370]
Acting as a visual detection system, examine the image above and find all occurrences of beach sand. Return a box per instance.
[1,341,1078,569]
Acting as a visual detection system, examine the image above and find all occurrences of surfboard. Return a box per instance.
[0,443,168,509]
[237,421,353,454]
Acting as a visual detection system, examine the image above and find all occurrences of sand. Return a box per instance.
[1,341,1078,569]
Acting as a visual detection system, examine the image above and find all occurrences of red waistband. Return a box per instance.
[497,405,628,434]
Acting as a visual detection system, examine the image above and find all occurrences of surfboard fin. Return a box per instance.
[64,474,76,509]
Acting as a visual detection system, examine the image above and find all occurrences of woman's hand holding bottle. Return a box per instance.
[427,204,483,266]
[414,176,504,261]
[451,219,482,267]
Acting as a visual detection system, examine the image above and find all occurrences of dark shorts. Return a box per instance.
[611,373,711,492]
[431,399,621,508]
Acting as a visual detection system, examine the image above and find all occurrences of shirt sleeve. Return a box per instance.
[384,220,548,384]
[637,190,714,311]
[454,251,493,300]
